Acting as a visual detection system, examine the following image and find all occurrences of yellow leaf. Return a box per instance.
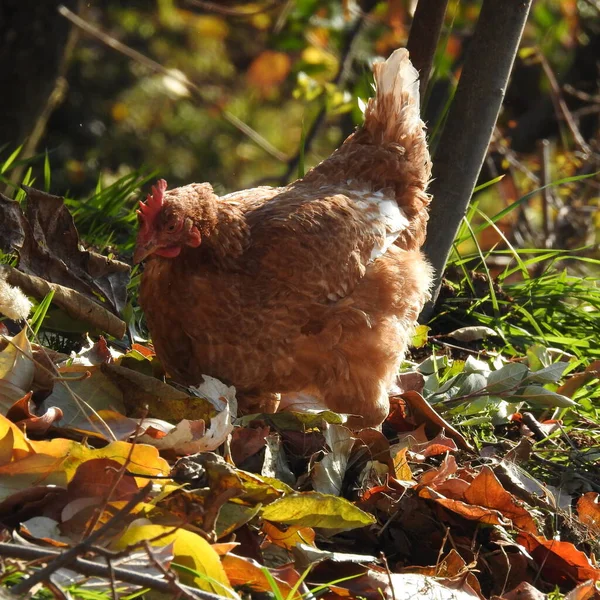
[0,413,33,460]
[27,439,170,485]
[0,328,33,410]
[411,325,430,349]
[391,446,413,482]
[116,524,234,597]
[262,492,375,530]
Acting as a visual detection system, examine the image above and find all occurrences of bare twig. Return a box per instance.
[406,0,450,103]
[10,483,153,595]
[0,542,230,600]
[379,552,397,600]
[539,139,552,246]
[538,52,592,156]
[57,5,287,162]
[563,84,600,104]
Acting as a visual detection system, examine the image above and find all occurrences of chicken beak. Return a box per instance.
[133,240,157,264]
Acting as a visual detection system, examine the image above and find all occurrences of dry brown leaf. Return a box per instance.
[231,425,269,466]
[397,391,474,452]
[5,391,63,434]
[3,265,126,339]
[67,457,139,502]
[564,579,600,600]
[498,581,546,600]
[558,361,600,398]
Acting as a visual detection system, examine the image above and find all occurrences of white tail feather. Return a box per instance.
[364,49,423,144]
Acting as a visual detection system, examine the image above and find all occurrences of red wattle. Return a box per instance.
[154,246,181,258]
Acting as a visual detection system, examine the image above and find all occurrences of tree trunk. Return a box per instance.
[406,0,450,104]
[420,0,534,321]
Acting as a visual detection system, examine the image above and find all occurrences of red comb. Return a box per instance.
[137,179,168,232]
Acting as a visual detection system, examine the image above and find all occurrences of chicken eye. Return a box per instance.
[166,223,177,232]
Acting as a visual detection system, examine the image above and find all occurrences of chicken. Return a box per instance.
[134,49,432,428]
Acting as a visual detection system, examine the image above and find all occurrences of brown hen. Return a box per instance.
[134,49,432,428]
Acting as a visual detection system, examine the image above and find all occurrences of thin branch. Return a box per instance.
[0,542,230,600]
[277,0,378,185]
[57,5,287,162]
[539,139,552,246]
[10,483,153,595]
[406,0,450,104]
[538,52,592,156]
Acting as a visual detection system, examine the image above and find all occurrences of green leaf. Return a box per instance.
[0,145,22,175]
[456,373,488,397]
[412,325,430,348]
[525,362,569,384]
[486,363,529,394]
[527,345,551,370]
[512,385,577,408]
[262,492,375,530]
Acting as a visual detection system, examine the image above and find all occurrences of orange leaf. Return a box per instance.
[577,493,600,534]
[517,531,600,585]
[464,466,539,534]
[222,554,297,598]
[263,521,315,550]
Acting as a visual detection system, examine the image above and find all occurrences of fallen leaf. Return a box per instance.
[517,531,600,585]
[0,328,33,411]
[230,425,269,466]
[500,581,546,600]
[397,391,474,452]
[577,493,600,534]
[6,392,63,434]
[222,553,297,598]
[312,424,354,496]
[564,579,600,600]
[558,360,600,398]
[464,466,538,534]
[116,523,234,597]
[67,457,139,502]
[104,364,215,422]
[263,521,316,550]
[262,492,375,530]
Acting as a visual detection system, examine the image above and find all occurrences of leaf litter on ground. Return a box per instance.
[0,200,599,599]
